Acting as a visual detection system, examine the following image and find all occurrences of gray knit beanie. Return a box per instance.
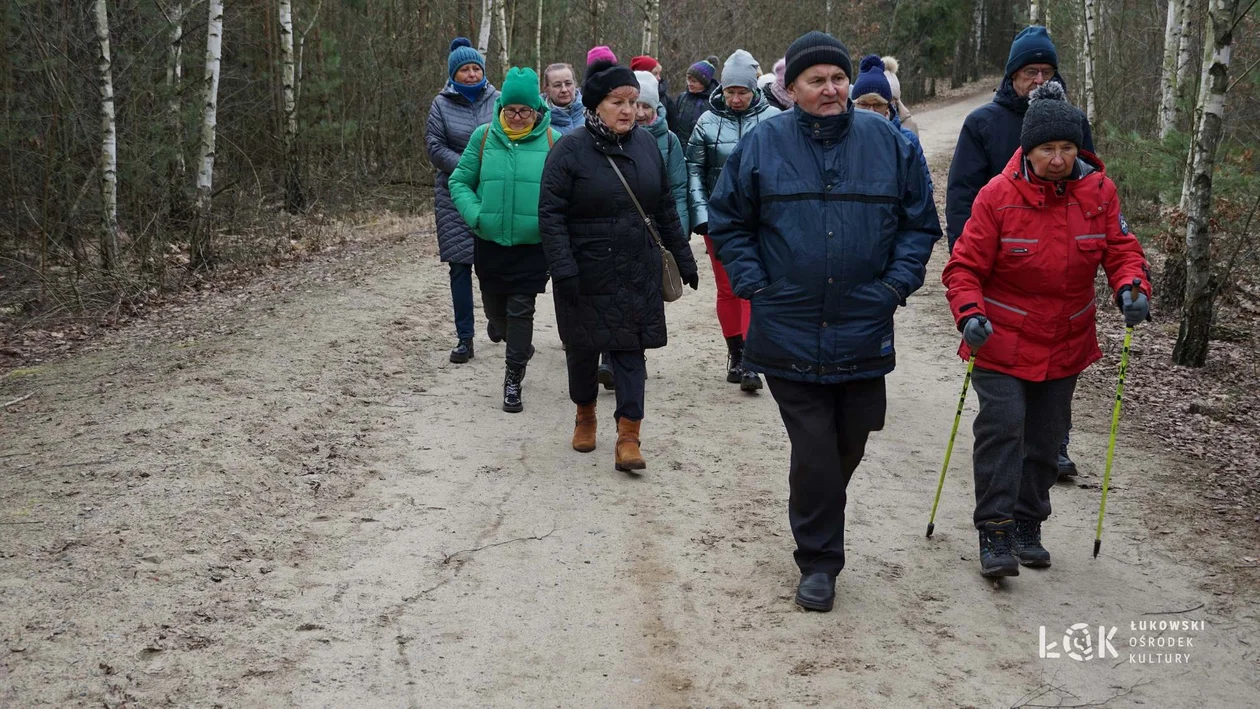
[721,50,761,92]
[1020,81,1083,154]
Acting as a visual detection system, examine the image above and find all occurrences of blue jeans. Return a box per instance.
[449,263,474,340]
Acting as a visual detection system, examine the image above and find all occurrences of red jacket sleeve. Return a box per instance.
[1101,186,1152,300]
[942,184,1000,328]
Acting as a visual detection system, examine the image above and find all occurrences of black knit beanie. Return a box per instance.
[783,31,853,87]
[1020,81,1083,154]
[582,60,640,110]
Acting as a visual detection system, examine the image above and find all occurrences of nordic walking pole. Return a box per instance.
[1094,279,1142,558]
[927,355,976,538]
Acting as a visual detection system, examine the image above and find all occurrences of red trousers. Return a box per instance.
[704,236,751,338]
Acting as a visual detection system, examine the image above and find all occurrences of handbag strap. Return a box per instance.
[605,155,663,250]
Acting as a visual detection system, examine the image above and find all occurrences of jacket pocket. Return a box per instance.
[998,238,1039,258]
[572,233,617,295]
[751,277,789,302]
[980,296,1028,367]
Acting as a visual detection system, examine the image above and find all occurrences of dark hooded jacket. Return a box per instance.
[669,80,719,146]
[945,75,1093,249]
[539,125,699,351]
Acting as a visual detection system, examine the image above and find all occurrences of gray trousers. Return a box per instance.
[971,368,1077,528]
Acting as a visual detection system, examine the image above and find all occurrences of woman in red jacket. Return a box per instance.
[942,82,1151,578]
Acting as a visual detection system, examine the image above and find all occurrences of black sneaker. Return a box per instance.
[740,369,763,392]
[502,365,525,413]
[1011,519,1052,568]
[487,321,503,343]
[978,521,1020,577]
[450,338,474,363]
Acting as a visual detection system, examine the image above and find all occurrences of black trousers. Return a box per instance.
[970,368,1077,528]
[481,292,536,369]
[567,349,646,422]
[766,375,887,576]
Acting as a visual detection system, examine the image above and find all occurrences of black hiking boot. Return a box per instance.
[598,351,616,391]
[725,335,745,384]
[1011,519,1052,568]
[795,572,836,612]
[740,369,763,392]
[487,321,503,343]
[502,365,525,413]
[450,338,474,363]
[978,521,1020,577]
[1057,439,1078,481]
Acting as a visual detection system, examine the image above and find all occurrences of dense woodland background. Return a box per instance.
[0,0,1257,368]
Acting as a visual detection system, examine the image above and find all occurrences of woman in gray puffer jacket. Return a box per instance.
[425,38,500,363]
[685,50,780,392]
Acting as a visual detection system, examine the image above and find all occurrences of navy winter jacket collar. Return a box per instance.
[793,101,854,142]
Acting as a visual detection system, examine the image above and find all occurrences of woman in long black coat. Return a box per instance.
[539,60,699,473]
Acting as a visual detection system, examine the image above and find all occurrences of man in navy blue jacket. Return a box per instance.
[946,25,1094,479]
[708,31,941,613]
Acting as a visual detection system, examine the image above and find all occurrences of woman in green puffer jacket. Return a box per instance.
[685,50,781,392]
[449,67,562,414]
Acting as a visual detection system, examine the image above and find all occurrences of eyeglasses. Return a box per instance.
[854,100,889,111]
[550,81,575,89]
[502,107,536,119]
[1020,67,1055,80]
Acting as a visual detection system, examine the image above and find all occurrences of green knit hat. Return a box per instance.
[500,67,543,110]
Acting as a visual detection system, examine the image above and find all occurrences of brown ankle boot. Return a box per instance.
[614,418,646,472]
[572,403,597,452]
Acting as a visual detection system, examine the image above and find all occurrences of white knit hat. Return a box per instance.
[633,70,660,111]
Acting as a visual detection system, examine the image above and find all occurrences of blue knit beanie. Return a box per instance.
[1005,26,1058,78]
[448,37,485,80]
[851,55,892,103]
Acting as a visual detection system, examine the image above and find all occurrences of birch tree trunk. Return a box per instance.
[1175,4,1196,116]
[93,0,119,272]
[1159,0,1185,139]
[1181,18,1217,213]
[825,0,833,35]
[163,1,190,234]
[477,0,493,57]
[190,0,224,270]
[494,0,509,77]
[641,0,658,56]
[1081,0,1098,125]
[1173,0,1239,367]
[972,0,985,81]
[278,0,304,212]
[1030,0,1041,25]
[535,0,543,76]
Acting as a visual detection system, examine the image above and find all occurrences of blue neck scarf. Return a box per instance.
[452,78,487,104]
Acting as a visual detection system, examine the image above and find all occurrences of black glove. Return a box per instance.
[553,276,580,304]
[683,271,699,290]
[692,222,708,236]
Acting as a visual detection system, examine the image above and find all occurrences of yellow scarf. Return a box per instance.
[500,112,532,141]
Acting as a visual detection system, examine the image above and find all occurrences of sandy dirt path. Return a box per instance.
[2,93,1258,708]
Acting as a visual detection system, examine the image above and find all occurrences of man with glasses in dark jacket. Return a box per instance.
[708,31,941,613]
[945,25,1095,481]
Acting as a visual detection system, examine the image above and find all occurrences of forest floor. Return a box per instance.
[2,90,1259,708]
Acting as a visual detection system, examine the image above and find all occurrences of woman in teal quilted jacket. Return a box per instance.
[449,67,561,413]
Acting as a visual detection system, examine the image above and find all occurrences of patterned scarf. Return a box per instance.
[584,108,632,147]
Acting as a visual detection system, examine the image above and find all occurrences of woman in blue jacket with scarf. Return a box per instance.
[425,38,500,363]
